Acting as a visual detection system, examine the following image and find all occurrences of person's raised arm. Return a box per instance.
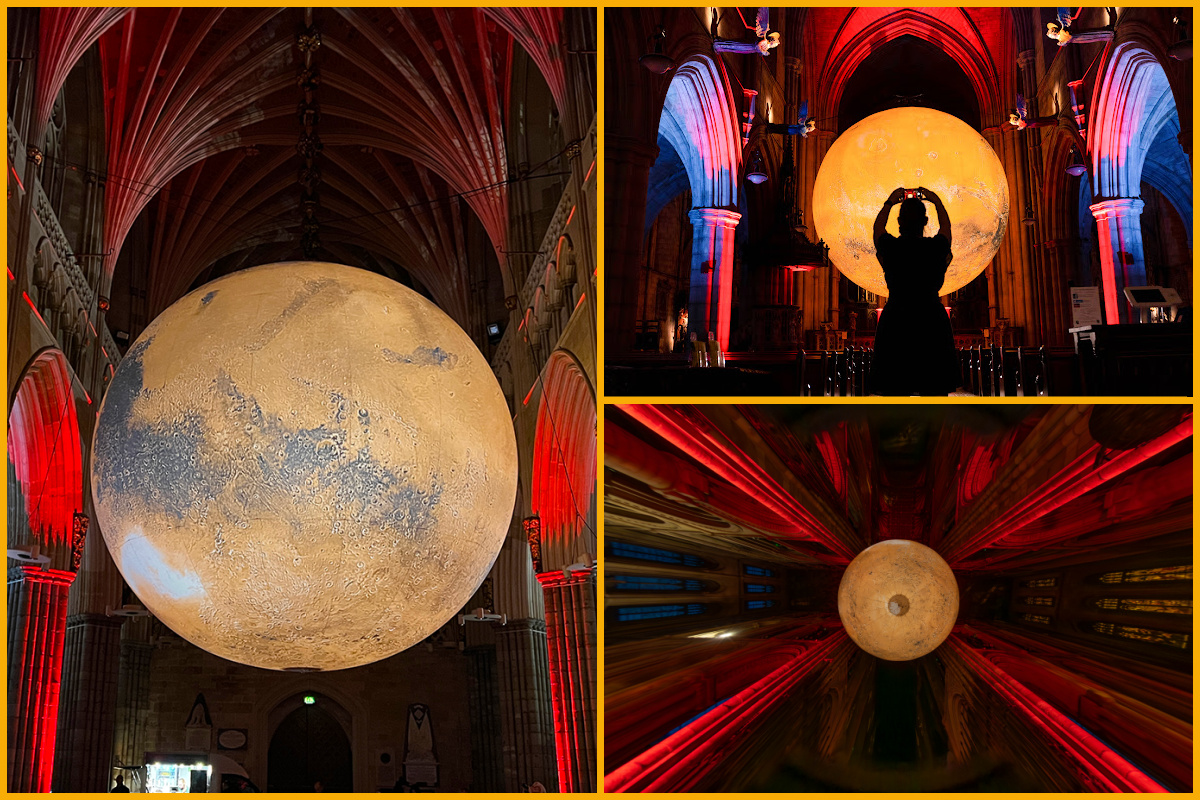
[874,188,906,244]
[919,187,952,250]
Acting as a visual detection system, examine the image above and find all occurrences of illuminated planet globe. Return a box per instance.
[90,262,518,671]
[812,107,1010,298]
[837,539,958,661]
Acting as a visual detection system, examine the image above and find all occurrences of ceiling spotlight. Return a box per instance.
[1065,146,1088,177]
[640,26,675,74]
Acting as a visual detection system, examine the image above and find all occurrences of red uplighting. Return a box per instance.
[584,160,595,183]
[22,292,49,330]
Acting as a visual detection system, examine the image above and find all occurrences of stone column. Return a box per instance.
[687,207,742,350]
[495,620,557,790]
[7,566,76,792]
[537,570,597,793]
[111,618,153,789]
[52,505,126,792]
[605,136,659,358]
[52,613,124,791]
[491,537,557,791]
[1089,197,1146,324]
[463,633,505,792]
[1040,238,1078,344]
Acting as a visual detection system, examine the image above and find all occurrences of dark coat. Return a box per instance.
[870,232,959,395]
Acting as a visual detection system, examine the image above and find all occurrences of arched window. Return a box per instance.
[1097,565,1191,584]
[615,604,708,622]
[1093,598,1191,615]
[608,541,707,567]
[610,576,706,592]
[1091,622,1189,650]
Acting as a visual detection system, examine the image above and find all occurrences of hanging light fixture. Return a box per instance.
[1169,15,1192,60]
[639,26,675,74]
[1065,146,1088,177]
[745,150,768,184]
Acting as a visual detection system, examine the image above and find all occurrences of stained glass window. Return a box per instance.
[1021,596,1055,606]
[745,584,776,593]
[744,565,776,577]
[1022,577,1058,588]
[616,604,707,622]
[1098,565,1192,584]
[611,576,705,592]
[1091,622,1189,649]
[1019,613,1052,624]
[1094,598,1191,615]
[746,599,776,610]
[610,541,705,567]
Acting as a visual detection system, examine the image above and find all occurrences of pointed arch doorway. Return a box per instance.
[267,693,353,792]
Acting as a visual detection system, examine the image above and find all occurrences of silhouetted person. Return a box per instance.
[111,774,130,792]
[870,187,959,395]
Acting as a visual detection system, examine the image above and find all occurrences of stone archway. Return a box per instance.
[656,55,744,349]
[266,693,353,792]
[1089,43,1191,322]
[530,348,596,792]
[6,348,84,793]
[8,348,83,550]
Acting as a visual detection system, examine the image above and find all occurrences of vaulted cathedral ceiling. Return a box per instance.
[31,7,582,328]
[605,404,1192,574]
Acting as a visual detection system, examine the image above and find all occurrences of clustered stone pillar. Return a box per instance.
[111,617,153,789]
[495,619,557,790]
[463,629,506,793]
[491,536,558,791]
[605,136,659,357]
[1089,197,1146,324]
[7,566,76,792]
[687,207,742,350]
[52,613,124,791]
[536,569,597,793]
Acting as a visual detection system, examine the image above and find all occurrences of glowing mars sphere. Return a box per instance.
[837,539,958,661]
[812,107,1010,298]
[90,262,518,671]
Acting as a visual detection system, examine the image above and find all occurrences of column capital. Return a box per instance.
[19,565,77,588]
[1089,196,1145,220]
[536,568,593,588]
[1016,49,1037,70]
[688,206,742,228]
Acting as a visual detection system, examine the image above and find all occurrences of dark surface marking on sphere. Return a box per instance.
[201,290,218,305]
[97,337,444,540]
[92,337,228,518]
[217,371,441,538]
[380,345,458,369]
[330,390,348,424]
[245,277,339,353]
